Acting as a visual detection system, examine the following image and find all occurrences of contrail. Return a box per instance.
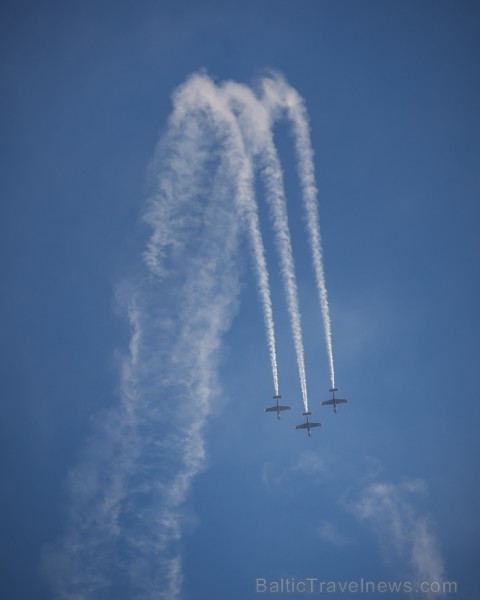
[223,81,309,411]
[222,82,310,412]
[170,75,280,397]
[43,73,321,600]
[247,206,280,397]
[186,77,279,395]
[261,75,336,389]
[260,144,309,411]
[43,75,251,600]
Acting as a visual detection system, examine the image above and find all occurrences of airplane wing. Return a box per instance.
[295,423,309,429]
[265,405,291,413]
[322,399,348,406]
[309,422,322,428]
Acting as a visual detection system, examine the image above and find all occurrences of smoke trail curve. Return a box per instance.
[261,75,336,389]
[171,75,280,397]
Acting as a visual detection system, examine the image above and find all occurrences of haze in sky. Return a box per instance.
[1,2,479,599]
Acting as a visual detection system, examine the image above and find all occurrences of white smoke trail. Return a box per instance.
[140,75,281,397]
[261,75,336,389]
[222,81,309,412]
[168,75,280,397]
[248,207,280,397]
[42,72,318,600]
[41,76,249,600]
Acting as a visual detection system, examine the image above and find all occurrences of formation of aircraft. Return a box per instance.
[265,387,348,437]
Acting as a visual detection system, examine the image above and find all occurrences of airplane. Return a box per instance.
[295,412,322,437]
[264,395,291,420]
[321,387,348,413]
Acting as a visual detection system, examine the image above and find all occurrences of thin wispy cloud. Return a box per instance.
[348,479,446,596]
[318,521,352,547]
[262,451,326,489]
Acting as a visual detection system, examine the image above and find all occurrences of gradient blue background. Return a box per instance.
[1,1,479,598]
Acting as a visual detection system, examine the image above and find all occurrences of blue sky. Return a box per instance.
[1,1,479,599]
